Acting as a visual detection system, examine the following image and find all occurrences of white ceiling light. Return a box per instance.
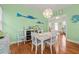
[56,16,60,19]
[43,8,53,19]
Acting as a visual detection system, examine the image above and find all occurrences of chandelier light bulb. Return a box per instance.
[43,8,53,19]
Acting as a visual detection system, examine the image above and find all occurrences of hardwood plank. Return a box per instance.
[10,41,79,54]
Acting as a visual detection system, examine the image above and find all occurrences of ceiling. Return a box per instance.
[23,4,72,10]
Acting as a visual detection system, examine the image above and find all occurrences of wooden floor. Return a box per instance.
[10,41,79,54]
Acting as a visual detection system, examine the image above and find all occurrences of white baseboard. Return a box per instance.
[10,40,23,45]
[10,39,79,45]
[10,40,30,45]
[67,39,79,44]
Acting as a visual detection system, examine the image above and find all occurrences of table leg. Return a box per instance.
[55,34,59,54]
[41,40,44,54]
[35,45,37,54]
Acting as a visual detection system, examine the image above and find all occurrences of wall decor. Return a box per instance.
[72,15,79,23]
[36,21,44,24]
[17,12,44,24]
[16,12,36,19]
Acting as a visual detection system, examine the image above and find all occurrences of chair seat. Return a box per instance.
[45,36,56,45]
[32,39,41,46]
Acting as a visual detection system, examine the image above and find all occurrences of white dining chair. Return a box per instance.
[23,26,28,44]
[31,32,41,54]
[45,30,57,53]
[46,22,59,53]
[16,30,26,46]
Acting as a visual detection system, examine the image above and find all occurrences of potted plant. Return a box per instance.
[0,31,4,39]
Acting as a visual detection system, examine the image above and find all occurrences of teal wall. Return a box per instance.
[64,5,79,43]
[2,4,79,44]
[2,5,48,43]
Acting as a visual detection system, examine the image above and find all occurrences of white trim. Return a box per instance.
[10,40,23,45]
[67,39,79,44]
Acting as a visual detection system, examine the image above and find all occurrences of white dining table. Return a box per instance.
[34,32,51,54]
[34,31,67,54]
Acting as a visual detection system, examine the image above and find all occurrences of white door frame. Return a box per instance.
[0,6,2,31]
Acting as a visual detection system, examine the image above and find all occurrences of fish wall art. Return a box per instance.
[16,12,36,19]
[16,12,44,24]
[72,15,79,23]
